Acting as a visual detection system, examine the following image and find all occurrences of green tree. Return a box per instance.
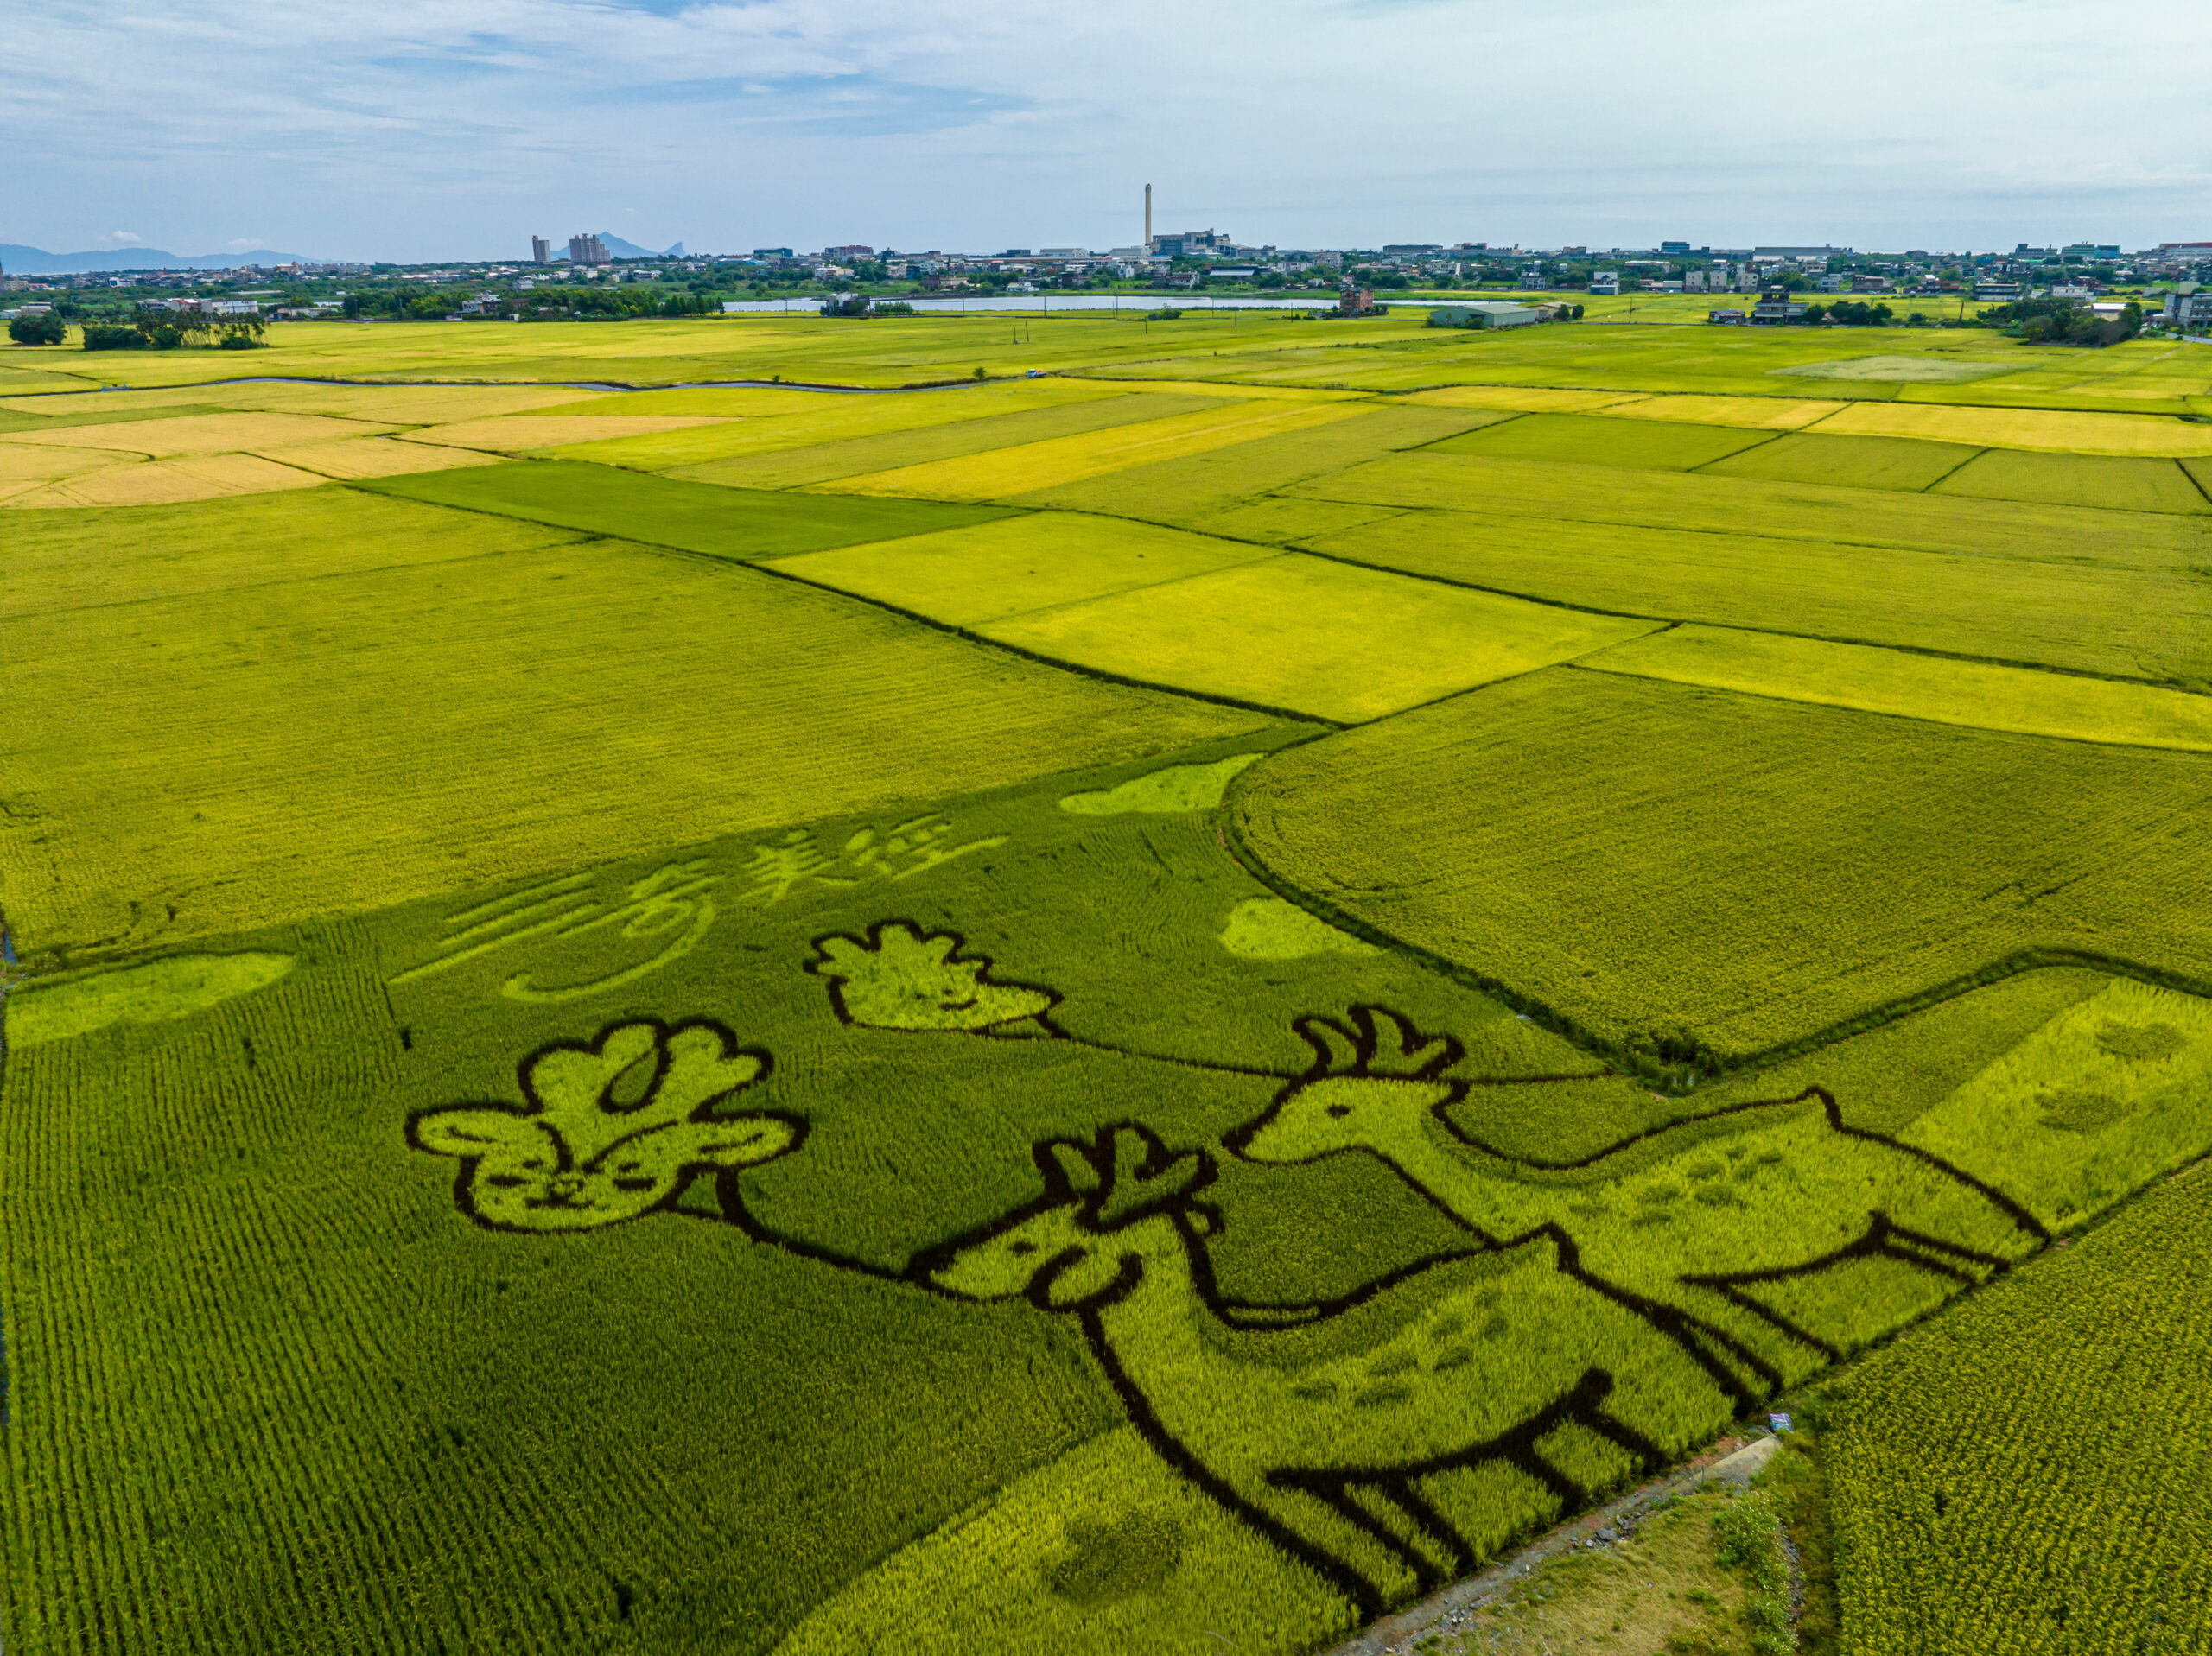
[8,311,67,346]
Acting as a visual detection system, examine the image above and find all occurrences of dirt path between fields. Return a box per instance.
[1319,1431,1784,1656]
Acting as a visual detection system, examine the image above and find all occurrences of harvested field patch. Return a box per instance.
[1426,413,1777,472]
[1,409,395,457]
[0,439,137,484]
[159,383,613,422]
[1815,400,2212,457]
[1230,668,2212,1061]
[0,540,1262,959]
[1580,625,2212,750]
[399,413,733,453]
[824,401,1375,500]
[981,553,1662,721]
[249,436,509,481]
[362,459,1018,558]
[5,453,328,509]
[1930,447,2211,513]
[771,512,1275,625]
[1700,431,1982,492]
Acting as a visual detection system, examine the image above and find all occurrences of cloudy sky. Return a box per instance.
[3,0,2208,261]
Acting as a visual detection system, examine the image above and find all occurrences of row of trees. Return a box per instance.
[7,312,267,350]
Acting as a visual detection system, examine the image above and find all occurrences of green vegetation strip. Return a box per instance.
[359,458,1019,559]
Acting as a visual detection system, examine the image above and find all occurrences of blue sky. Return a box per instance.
[2,0,2208,261]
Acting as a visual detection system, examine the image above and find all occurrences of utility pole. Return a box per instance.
[1145,184,1153,251]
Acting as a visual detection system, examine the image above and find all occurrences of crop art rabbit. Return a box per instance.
[410,1018,801,1232]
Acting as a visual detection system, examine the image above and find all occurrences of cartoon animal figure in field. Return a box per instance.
[1228,1007,2050,1386]
[808,921,1060,1034]
[410,1018,802,1231]
[914,1122,1722,1615]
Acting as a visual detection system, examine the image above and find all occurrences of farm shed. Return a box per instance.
[1427,301,1539,330]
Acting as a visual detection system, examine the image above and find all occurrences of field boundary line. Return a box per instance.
[1557,656,2212,754]
[1219,754,2212,1084]
[1284,531,2208,694]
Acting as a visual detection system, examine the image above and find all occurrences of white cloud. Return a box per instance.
[1,0,2207,258]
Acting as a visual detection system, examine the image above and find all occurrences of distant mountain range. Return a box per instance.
[584,233,686,261]
[1,242,318,275]
[2,234,690,275]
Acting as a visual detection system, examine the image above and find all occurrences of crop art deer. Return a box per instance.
[912,1121,1705,1615]
[1229,1006,2048,1386]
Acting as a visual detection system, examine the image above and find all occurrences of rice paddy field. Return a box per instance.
[3,311,2209,1655]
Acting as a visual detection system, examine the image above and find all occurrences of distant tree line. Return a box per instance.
[1976,296,2142,346]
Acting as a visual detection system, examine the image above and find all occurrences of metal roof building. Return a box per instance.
[1427,301,1539,330]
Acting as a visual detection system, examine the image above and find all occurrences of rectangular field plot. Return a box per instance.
[1302,504,2212,684]
[1230,668,2212,1060]
[538,380,1160,472]
[0,409,397,456]
[1701,432,1982,492]
[0,488,581,621]
[655,393,1230,486]
[771,512,1276,625]
[1598,394,1845,430]
[5,453,330,510]
[823,400,1375,501]
[1817,401,2212,457]
[0,539,1261,959]
[1404,385,1642,414]
[1290,449,2212,574]
[1008,404,1508,528]
[1424,413,1777,472]
[248,436,509,481]
[1930,448,2212,514]
[980,553,1662,721]
[362,459,1018,558]
[398,413,733,453]
[1581,625,2212,751]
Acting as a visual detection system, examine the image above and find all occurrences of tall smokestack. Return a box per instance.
[1145,184,1153,251]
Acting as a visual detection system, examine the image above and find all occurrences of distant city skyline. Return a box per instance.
[4,0,2208,263]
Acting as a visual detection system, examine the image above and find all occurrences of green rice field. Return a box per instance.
[4,311,2209,1655]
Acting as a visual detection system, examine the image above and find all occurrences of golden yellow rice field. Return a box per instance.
[396,413,733,452]
[1580,624,2212,750]
[981,549,1662,720]
[826,400,1375,500]
[1404,385,1640,414]
[1815,402,2212,457]
[768,511,1277,625]
[1599,393,1846,430]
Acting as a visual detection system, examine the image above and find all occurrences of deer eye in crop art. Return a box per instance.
[408,1019,798,1232]
[807,921,1060,1033]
